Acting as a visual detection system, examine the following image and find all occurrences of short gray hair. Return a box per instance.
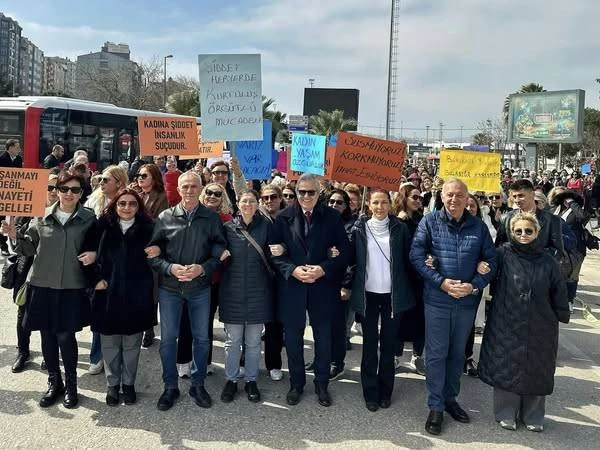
[442,177,468,193]
[178,170,203,187]
[296,173,320,192]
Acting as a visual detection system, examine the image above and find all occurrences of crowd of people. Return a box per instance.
[1,137,597,436]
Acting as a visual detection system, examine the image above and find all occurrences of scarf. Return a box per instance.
[367,215,390,237]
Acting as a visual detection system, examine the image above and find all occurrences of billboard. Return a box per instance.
[303,88,359,128]
[507,89,585,144]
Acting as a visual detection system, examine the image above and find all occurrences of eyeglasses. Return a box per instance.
[137,173,149,180]
[47,185,57,192]
[409,194,422,201]
[261,194,279,201]
[211,170,228,176]
[57,186,82,194]
[283,193,296,200]
[513,228,535,236]
[117,201,138,208]
[328,199,345,206]
[205,189,223,198]
[297,190,317,197]
[488,195,502,200]
[100,177,113,184]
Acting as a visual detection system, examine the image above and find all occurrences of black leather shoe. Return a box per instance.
[464,359,478,377]
[379,398,391,409]
[244,381,261,403]
[220,381,237,403]
[286,388,302,405]
[304,361,314,372]
[190,385,212,408]
[445,401,470,423]
[366,401,379,412]
[329,364,345,381]
[40,359,47,371]
[106,386,119,406]
[314,383,332,407]
[63,373,78,409]
[157,388,180,411]
[39,373,64,408]
[142,330,155,348]
[122,384,136,405]
[12,353,29,373]
[425,410,444,435]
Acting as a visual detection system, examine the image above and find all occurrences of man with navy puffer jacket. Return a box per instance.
[410,178,497,436]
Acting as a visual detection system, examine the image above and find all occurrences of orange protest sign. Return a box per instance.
[331,132,406,191]
[0,168,50,217]
[138,116,199,157]
[179,125,225,160]
[286,149,301,181]
[323,145,336,180]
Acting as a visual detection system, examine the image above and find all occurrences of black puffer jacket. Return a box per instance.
[219,214,273,324]
[479,243,570,396]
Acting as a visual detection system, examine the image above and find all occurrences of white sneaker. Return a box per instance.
[351,322,363,336]
[177,363,191,379]
[270,369,283,381]
[88,360,104,375]
[569,302,574,314]
[206,363,214,375]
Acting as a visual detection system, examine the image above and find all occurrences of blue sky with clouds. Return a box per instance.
[4,0,600,141]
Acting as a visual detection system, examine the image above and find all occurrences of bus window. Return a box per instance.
[39,108,67,164]
[0,111,24,150]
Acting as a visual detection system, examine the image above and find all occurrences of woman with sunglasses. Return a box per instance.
[7,173,59,374]
[2,172,98,409]
[90,189,156,406]
[209,160,238,212]
[282,184,297,206]
[479,212,569,432]
[84,165,129,375]
[393,183,426,376]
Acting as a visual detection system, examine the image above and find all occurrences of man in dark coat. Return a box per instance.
[410,178,497,436]
[0,139,23,256]
[270,173,350,407]
[43,144,64,169]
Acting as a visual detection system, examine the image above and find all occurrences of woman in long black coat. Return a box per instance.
[479,211,570,432]
[91,188,156,406]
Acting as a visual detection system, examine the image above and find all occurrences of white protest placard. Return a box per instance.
[198,54,263,141]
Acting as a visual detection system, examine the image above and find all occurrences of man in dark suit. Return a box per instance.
[270,173,350,407]
[0,139,23,256]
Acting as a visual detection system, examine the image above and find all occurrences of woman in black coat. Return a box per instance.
[479,211,569,432]
[91,188,156,406]
[349,188,414,412]
[218,190,274,403]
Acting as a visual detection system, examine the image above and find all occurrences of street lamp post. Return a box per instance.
[163,54,173,107]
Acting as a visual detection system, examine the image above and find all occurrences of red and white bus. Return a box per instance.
[0,96,200,169]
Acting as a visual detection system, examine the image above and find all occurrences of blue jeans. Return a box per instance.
[90,332,102,364]
[224,323,263,382]
[424,302,477,411]
[159,287,210,389]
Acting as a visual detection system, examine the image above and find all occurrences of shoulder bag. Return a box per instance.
[239,228,276,279]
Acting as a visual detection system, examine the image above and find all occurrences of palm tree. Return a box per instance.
[503,83,546,124]
[309,109,357,137]
[262,96,288,144]
[166,88,200,117]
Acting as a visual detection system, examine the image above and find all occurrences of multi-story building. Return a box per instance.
[18,36,44,95]
[75,41,141,106]
[0,12,22,93]
[44,56,76,95]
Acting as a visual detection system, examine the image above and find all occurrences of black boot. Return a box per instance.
[63,372,78,409]
[12,352,30,373]
[39,372,64,408]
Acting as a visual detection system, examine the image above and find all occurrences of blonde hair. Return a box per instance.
[86,165,129,217]
[547,186,566,207]
[509,211,540,235]
[200,182,232,215]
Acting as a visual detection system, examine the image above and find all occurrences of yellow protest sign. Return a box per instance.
[439,149,501,192]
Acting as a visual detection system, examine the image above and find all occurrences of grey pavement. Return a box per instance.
[0,253,599,449]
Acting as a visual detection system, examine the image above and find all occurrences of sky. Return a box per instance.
[4,0,600,142]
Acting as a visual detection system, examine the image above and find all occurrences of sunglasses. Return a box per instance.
[117,200,139,208]
[409,194,421,201]
[488,195,502,200]
[136,173,149,180]
[513,228,535,236]
[328,199,345,206]
[205,189,223,198]
[297,190,317,197]
[283,193,296,200]
[57,186,82,194]
[212,170,228,175]
[261,194,279,201]
[47,185,57,192]
[100,177,113,184]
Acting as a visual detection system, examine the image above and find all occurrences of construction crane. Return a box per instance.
[385,0,401,140]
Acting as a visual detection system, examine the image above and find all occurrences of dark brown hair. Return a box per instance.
[138,163,165,193]
[103,188,150,224]
[56,171,84,187]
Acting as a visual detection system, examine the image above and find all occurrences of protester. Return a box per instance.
[393,183,426,376]
[153,155,167,176]
[148,171,226,411]
[218,190,275,403]
[43,144,64,169]
[282,184,297,206]
[7,173,58,373]
[270,173,350,407]
[349,188,414,412]
[164,156,182,206]
[90,189,156,406]
[344,184,362,217]
[410,178,496,436]
[479,212,569,432]
[2,172,98,409]
[0,139,22,256]
[209,160,238,211]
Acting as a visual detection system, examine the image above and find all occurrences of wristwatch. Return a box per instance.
[471,287,479,296]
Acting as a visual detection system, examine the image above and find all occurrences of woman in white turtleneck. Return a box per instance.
[348,188,415,412]
[90,188,156,407]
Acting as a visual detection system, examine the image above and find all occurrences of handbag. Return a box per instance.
[584,228,599,250]
[1,254,18,289]
[239,228,276,279]
[14,282,28,306]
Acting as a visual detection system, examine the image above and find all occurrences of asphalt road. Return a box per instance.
[0,253,599,449]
